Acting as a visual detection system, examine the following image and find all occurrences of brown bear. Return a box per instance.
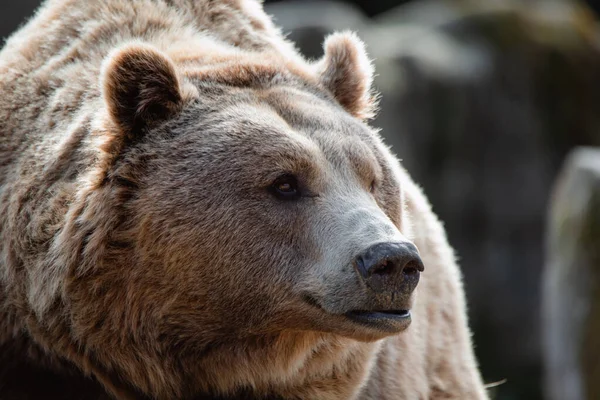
[0,0,488,399]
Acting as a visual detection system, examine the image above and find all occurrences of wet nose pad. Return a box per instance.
[354,242,424,294]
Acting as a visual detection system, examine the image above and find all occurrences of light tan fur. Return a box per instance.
[0,1,487,399]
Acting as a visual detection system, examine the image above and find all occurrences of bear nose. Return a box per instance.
[354,242,424,293]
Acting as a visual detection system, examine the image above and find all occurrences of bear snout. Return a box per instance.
[353,241,423,296]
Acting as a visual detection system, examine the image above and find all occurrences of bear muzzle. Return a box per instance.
[344,241,424,333]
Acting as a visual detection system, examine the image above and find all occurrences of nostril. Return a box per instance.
[403,261,420,276]
[371,260,392,275]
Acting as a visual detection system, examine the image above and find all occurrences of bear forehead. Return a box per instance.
[181,83,383,179]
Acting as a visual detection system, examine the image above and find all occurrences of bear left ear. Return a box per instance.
[316,32,376,120]
[101,43,183,135]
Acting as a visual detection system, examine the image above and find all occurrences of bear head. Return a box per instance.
[45,33,424,398]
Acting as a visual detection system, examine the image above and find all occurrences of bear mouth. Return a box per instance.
[344,309,412,331]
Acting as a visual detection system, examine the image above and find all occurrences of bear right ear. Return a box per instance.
[101,43,183,136]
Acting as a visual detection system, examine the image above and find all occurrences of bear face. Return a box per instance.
[16,37,424,398]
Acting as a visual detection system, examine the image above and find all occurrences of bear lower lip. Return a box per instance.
[344,310,412,332]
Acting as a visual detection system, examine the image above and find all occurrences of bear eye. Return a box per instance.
[270,174,300,200]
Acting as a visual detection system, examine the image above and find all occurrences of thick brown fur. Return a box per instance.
[0,1,488,399]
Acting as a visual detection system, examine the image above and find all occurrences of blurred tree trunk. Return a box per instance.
[543,147,600,400]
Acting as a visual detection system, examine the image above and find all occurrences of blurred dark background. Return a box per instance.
[3,1,600,399]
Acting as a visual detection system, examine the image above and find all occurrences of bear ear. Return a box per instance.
[101,43,183,135]
[316,32,376,120]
